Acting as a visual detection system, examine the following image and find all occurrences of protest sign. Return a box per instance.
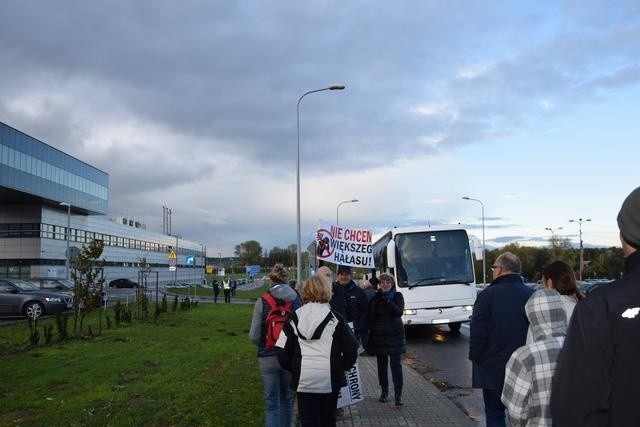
[315,219,375,268]
[337,322,364,408]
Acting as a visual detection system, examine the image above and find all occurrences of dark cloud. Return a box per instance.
[0,1,635,251]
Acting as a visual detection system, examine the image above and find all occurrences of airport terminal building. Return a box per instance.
[0,121,205,285]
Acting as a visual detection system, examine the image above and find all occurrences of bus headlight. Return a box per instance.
[465,305,474,311]
[404,309,417,315]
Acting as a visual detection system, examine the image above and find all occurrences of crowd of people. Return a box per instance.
[248,262,407,427]
[247,185,640,427]
[471,185,640,427]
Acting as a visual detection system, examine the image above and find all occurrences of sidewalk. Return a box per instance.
[336,354,476,426]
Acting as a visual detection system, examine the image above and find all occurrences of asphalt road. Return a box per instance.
[405,322,486,426]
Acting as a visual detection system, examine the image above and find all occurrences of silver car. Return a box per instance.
[0,278,73,319]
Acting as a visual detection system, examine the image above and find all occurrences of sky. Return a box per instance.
[1,1,639,255]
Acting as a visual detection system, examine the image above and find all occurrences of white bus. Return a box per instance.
[371,225,478,332]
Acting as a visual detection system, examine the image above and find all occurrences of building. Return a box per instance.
[0,121,205,285]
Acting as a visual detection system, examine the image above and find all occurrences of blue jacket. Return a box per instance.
[469,273,534,390]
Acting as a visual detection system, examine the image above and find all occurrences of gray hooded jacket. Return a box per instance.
[501,289,567,427]
[249,283,301,356]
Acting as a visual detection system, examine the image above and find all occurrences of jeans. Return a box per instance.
[297,391,338,427]
[376,354,403,391]
[259,356,293,427]
[482,388,506,427]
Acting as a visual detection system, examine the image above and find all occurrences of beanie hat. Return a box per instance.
[617,186,640,249]
[337,265,352,275]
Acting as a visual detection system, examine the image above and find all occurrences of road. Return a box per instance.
[404,322,486,426]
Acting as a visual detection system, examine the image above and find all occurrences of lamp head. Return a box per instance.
[462,196,470,200]
[329,84,345,90]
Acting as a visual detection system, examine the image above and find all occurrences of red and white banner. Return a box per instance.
[315,219,375,269]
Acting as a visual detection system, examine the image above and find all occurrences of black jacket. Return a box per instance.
[469,273,534,390]
[367,290,406,355]
[276,303,358,393]
[551,250,640,426]
[341,280,368,336]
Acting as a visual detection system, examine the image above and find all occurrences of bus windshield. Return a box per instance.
[395,230,474,287]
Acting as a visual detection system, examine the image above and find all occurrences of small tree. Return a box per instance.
[71,239,106,336]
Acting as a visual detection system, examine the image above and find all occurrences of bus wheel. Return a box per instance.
[448,322,461,333]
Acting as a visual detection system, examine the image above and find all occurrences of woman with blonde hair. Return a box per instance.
[276,275,358,427]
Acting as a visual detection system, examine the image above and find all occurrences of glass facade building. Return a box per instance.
[0,122,204,285]
[0,122,108,215]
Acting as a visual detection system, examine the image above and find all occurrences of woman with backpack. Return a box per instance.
[276,275,359,427]
[249,264,302,427]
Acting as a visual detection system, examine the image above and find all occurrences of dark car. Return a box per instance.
[108,278,138,288]
[578,279,613,297]
[0,278,73,318]
[26,277,74,292]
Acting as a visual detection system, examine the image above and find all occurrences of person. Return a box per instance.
[551,186,640,426]
[231,279,237,296]
[367,273,406,405]
[526,260,582,343]
[359,280,376,356]
[336,265,368,345]
[469,251,534,427]
[276,276,359,427]
[249,263,302,427]
[223,279,231,303]
[212,279,220,304]
[320,265,347,319]
[501,289,567,426]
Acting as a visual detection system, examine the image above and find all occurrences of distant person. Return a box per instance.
[276,275,358,427]
[318,265,346,319]
[212,279,220,304]
[359,280,376,356]
[367,273,406,405]
[552,187,640,426]
[501,289,567,426]
[249,263,302,427]
[231,279,237,296]
[223,279,231,303]
[469,251,534,427]
[336,265,368,345]
[526,260,582,343]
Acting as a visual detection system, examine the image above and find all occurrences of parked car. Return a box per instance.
[108,278,138,288]
[26,277,74,292]
[578,279,614,296]
[0,278,73,318]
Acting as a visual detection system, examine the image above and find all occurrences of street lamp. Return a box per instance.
[296,84,345,285]
[59,202,71,280]
[462,196,486,285]
[336,199,358,225]
[569,218,591,282]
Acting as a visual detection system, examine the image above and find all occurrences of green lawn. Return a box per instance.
[0,304,264,427]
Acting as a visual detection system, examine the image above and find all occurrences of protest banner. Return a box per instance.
[337,322,364,408]
[315,219,375,269]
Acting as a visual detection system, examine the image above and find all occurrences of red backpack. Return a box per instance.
[262,292,293,350]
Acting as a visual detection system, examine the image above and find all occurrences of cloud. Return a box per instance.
[0,1,636,252]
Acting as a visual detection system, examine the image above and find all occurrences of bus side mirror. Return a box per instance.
[386,240,397,269]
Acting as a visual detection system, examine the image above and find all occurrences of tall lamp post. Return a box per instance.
[545,226,563,245]
[336,199,358,225]
[462,196,486,285]
[59,202,71,280]
[171,233,181,287]
[569,218,591,282]
[296,84,345,284]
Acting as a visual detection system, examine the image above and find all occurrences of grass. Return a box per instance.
[0,304,264,426]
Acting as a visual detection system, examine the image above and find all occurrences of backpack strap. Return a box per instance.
[262,292,277,309]
[295,312,334,340]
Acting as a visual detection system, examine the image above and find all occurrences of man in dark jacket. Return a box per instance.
[551,186,640,426]
[469,251,534,427]
[336,265,368,343]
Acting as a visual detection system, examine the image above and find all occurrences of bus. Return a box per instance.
[371,225,478,332]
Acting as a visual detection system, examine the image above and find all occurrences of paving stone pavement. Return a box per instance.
[335,354,477,426]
